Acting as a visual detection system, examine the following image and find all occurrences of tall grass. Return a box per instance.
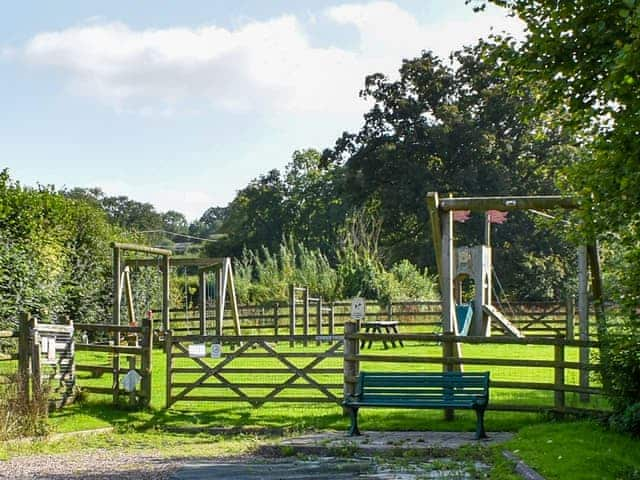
[234,237,338,303]
[0,374,50,440]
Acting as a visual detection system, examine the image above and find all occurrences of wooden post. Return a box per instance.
[113,246,122,326]
[123,267,136,325]
[273,303,279,338]
[18,312,31,400]
[426,192,443,292]
[165,329,173,409]
[441,209,455,335]
[303,287,309,346]
[127,335,137,407]
[565,294,575,340]
[162,255,170,332]
[289,284,295,348]
[343,320,359,416]
[31,334,42,404]
[577,245,590,402]
[316,298,323,346]
[329,303,335,338]
[554,341,565,412]
[140,313,153,407]
[198,270,206,336]
[226,259,242,336]
[387,301,393,322]
[216,264,224,337]
[442,333,455,421]
[112,327,120,405]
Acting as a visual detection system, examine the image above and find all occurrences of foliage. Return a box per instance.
[474,0,640,434]
[0,374,50,440]
[208,150,346,260]
[0,171,118,326]
[233,237,338,304]
[322,44,577,299]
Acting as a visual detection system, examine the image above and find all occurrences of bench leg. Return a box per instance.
[474,406,487,440]
[347,407,361,436]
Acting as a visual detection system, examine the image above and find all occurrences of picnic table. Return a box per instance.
[359,321,404,349]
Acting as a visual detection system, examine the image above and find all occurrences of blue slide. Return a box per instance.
[455,303,473,336]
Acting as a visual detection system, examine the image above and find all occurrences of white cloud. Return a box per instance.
[19,1,523,115]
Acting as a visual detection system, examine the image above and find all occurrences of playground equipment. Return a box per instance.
[427,194,605,342]
[113,242,241,336]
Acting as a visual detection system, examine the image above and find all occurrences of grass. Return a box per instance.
[5,335,637,479]
[495,421,640,480]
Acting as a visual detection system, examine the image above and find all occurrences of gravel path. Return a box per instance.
[0,450,181,480]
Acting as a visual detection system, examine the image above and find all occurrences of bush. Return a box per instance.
[600,329,640,435]
[0,374,50,440]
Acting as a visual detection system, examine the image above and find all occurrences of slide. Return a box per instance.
[482,304,524,338]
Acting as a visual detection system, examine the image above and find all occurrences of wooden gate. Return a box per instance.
[165,333,344,408]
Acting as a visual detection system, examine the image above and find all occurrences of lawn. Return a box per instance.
[6,335,635,480]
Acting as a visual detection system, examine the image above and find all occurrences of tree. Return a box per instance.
[208,169,287,257]
[100,196,163,231]
[473,0,640,433]
[162,210,188,235]
[323,44,577,298]
[283,149,346,257]
[189,206,228,238]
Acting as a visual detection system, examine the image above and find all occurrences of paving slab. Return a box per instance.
[275,430,513,455]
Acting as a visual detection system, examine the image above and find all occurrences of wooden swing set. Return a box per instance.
[112,242,241,336]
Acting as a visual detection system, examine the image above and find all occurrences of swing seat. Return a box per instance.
[455,303,473,336]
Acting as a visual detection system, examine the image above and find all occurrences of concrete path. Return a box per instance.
[170,431,512,479]
[276,430,513,454]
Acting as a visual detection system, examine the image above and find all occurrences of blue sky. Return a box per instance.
[0,1,522,220]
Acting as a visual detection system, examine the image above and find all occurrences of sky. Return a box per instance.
[0,1,523,220]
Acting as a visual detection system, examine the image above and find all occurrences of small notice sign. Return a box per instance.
[211,343,222,359]
[188,343,206,358]
[350,297,365,321]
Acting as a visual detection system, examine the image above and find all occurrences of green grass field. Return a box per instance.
[45,338,607,435]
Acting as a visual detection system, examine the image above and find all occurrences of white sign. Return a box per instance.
[211,343,222,359]
[188,343,206,358]
[47,337,56,362]
[350,297,366,321]
[123,369,142,392]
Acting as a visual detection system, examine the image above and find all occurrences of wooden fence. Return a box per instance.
[343,322,603,415]
[156,298,595,340]
[163,323,605,415]
[165,332,344,408]
[75,316,153,407]
[0,313,75,408]
[0,327,19,385]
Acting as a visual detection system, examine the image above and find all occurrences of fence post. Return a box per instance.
[165,329,173,409]
[442,333,455,421]
[329,303,335,338]
[565,294,575,340]
[316,298,323,346]
[112,329,120,405]
[18,312,31,400]
[30,316,41,404]
[303,287,309,347]
[387,301,393,322]
[343,320,359,416]
[273,303,279,339]
[289,284,295,348]
[140,313,153,408]
[554,340,565,412]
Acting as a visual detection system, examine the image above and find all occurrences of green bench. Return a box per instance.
[343,371,490,439]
